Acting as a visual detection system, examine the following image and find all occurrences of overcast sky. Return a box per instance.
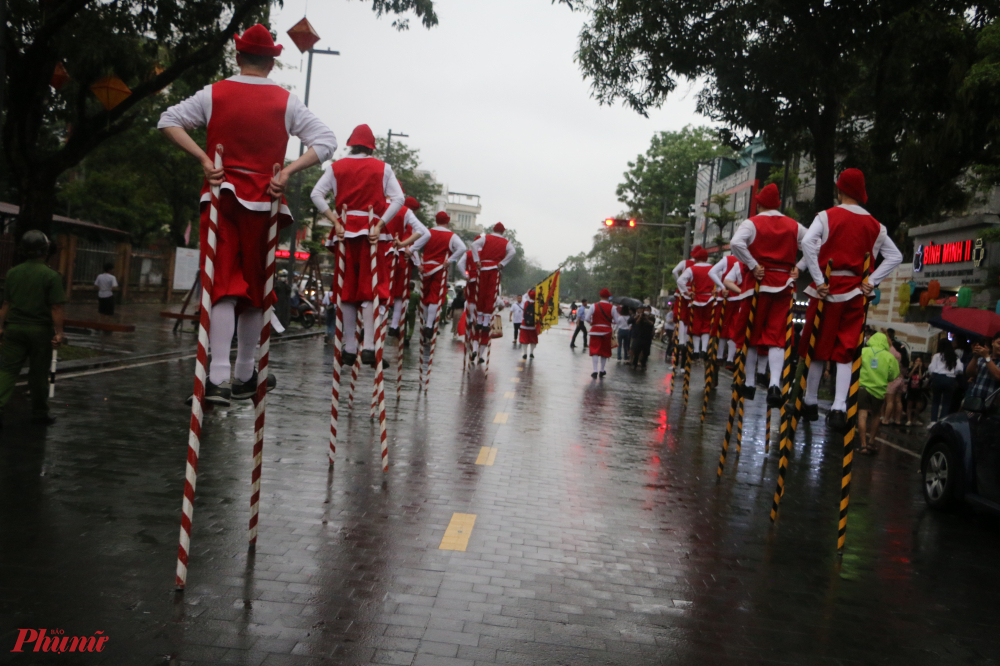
[269,0,705,269]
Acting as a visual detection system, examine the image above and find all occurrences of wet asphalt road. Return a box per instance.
[2,323,1000,666]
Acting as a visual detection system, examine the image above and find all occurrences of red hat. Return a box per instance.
[836,168,867,205]
[599,288,611,298]
[404,196,421,210]
[691,245,703,258]
[234,24,283,57]
[346,124,376,150]
[755,183,781,210]
[493,222,505,233]
[528,289,536,298]
[435,211,450,225]
[692,246,709,262]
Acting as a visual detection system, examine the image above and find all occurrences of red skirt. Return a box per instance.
[465,279,478,311]
[748,290,793,348]
[519,326,538,344]
[421,269,447,305]
[799,295,866,364]
[390,253,411,299]
[333,237,388,304]
[730,298,753,349]
[589,333,612,358]
[476,269,500,316]
[199,192,272,308]
[690,303,714,335]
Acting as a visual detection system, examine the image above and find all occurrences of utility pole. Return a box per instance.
[386,129,408,166]
[286,47,340,284]
[700,159,716,248]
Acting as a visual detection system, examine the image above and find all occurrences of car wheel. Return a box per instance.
[923,440,958,511]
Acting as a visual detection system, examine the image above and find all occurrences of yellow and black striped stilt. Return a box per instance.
[772,260,833,521]
[701,295,722,421]
[839,253,873,553]
[735,391,745,455]
[769,306,796,455]
[717,280,760,478]
[682,324,694,408]
[669,322,680,389]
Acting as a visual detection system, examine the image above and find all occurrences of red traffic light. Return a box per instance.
[603,217,639,228]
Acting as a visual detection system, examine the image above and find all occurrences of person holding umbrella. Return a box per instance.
[966,332,1000,402]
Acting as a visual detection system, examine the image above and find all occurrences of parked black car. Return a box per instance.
[921,388,1000,512]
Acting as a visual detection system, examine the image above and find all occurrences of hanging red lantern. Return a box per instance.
[287,17,320,53]
[51,63,70,90]
[90,76,131,110]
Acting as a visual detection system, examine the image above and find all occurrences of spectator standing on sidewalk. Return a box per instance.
[509,294,523,344]
[965,332,1000,402]
[570,299,589,349]
[928,339,964,424]
[881,330,905,427]
[614,305,631,362]
[322,289,335,344]
[630,306,655,370]
[905,355,927,426]
[94,263,118,318]
[857,331,899,455]
[0,231,65,428]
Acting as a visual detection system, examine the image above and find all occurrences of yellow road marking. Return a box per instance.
[510,378,520,383]
[493,412,509,424]
[475,446,498,465]
[517,367,524,372]
[503,391,515,398]
[439,513,477,551]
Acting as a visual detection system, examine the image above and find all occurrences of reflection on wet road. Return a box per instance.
[2,324,1000,665]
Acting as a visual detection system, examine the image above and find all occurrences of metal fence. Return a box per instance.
[72,239,119,285]
[129,246,168,289]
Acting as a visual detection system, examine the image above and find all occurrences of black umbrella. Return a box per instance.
[612,296,644,309]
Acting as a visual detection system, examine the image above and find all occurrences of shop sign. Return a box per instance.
[914,238,986,272]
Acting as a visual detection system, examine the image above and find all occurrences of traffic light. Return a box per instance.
[604,218,637,228]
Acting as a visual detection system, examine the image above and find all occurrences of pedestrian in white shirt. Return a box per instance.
[509,294,524,344]
[614,305,631,362]
[94,262,118,317]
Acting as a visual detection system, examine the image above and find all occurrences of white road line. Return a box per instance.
[874,437,920,459]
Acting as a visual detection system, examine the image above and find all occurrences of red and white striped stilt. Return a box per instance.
[176,144,223,590]
[424,269,448,392]
[372,255,396,418]
[328,211,348,466]
[347,310,362,409]
[248,163,282,547]
[417,278,427,390]
[369,216,389,472]
[396,258,411,399]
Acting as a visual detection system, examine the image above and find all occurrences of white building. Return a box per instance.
[417,170,483,233]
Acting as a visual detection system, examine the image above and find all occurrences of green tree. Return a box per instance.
[375,137,442,227]
[573,0,1000,225]
[3,0,438,240]
[706,193,737,251]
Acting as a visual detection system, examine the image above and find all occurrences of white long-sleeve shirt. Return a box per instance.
[424,226,467,274]
[671,259,690,280]
[469,233,517,267]
[510,302,524,324]
[613,307,631,331]
[309,155,405,232]
[708,257,733,292]
[928,353,964,377]
[400,209,431,251]
[799,205,903,302]
[158,75,337,164]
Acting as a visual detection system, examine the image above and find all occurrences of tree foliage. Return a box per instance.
[375,137,442,227]
[574,0,1000,232]
[560,127,730,304]
[2,0,439,239]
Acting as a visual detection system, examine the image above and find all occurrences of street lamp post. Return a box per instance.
[386,129,408,162]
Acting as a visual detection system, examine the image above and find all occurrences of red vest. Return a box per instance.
[690,264,715,305]
[422,227,455,273]
[815,207,881,294]
[748,213,799,290]
[204,79,290,206]
[378,205,410,261]
[331,157,389,234]
[478,234,509,270]
[591,301,614,335]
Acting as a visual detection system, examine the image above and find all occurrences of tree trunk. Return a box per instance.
[16,173,58,241]
[810,98,840,217]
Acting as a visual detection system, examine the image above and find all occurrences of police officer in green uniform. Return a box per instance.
[0,231,65,427]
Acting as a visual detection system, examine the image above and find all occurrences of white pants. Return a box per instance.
[208,298,262,385]
[592,356,607,373]
[341,302,376,354]
[744,346,786,388]
[390,298,406,328]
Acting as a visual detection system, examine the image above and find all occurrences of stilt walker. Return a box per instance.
[248,164,282,547]
[457,243,480,368]
[470,222,515,370]
[717,280,759,478]
[838,255,872,552]
[772,261,831,520]
[670,246,703,378]
[795,169,901,434]
[418,211,467,382]
[162,22,338,589]
[676,247,714,363]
